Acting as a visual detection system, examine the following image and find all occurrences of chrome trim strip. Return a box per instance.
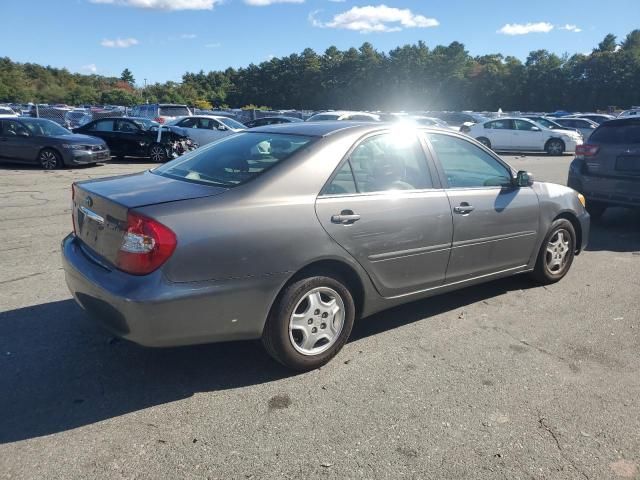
[79,206,104,225]
[369,243,451,262]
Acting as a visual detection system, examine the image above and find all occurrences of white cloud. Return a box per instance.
[328,0,346,2]
[311,5,439,33]
[497,22,554,35]
[90,0,220,10]
[560,24,582,33]
[80,64,98,73]
[181,33,197,39]
[244,0,303,5]
[205,42,222,48]
[101,37,139,48]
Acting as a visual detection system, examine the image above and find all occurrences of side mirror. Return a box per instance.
[531,126,541,131]
[515,170,534,187]
[217,125,228,131]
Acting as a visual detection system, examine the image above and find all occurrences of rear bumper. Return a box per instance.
[62,234,287,347]
[568,167,640,208]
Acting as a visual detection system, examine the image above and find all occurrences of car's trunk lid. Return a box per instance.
[72,170,226,267]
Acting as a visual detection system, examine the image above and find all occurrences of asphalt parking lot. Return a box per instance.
[1,155,639,479]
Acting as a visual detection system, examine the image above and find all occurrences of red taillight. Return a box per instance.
[71,184,77,235]
[576,144,599,157]
[154,117,165,124]
[116,212,176,275]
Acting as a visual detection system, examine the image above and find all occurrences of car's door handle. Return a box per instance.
[331,210,361,224]
[453,203,475,214]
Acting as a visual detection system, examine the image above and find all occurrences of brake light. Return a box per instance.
[154,117,165,124]
[71,184,77,235]
[576,144,599,157]
[116,212,176,275]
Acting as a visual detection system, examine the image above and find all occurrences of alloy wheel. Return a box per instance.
[150,146,166,162]
[545,228,571,274]
[289,287,345,356]
[40,151,58,169]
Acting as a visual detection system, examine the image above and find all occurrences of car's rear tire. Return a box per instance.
[545,139,565,156]
[38,148,62,170]
[262,275,355,371]
[477,137,491,148]
[586,201,607,220]
[531,219,576,284]
[149,144,168,163]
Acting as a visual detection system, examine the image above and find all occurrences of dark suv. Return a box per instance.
[568,118,640,218]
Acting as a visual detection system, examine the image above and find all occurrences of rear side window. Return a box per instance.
[154,132,314,187]
[348,133,432,193]
[590,123,640,144]
[486,120,512,130]
[92,120,114,132]
[323,161,358,195]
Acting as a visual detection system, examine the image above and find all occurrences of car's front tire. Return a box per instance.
[545,139,565,156]
[149,144,168,163]
[531,218,576,284]
[262,275,355,371]
[38,148,62,170]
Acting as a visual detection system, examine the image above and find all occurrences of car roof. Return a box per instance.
[596,117,640,126]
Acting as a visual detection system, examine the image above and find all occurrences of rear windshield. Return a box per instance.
[590,123,640,144]
[159,106,191,117]
[309,114,340,121]
[154,132,314,187]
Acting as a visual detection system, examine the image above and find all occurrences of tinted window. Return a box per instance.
[485,120,512,130]
[349,133,432,193]
[154,132,314,187]
[514,119,539,131]
[116,120,138,132]
[590,123,640,144]
[3,120,30,136]
[427,133,512,188]
[177,118,198,128]
[323,161,357,195]
[91,120,115,132]
[159,106,190,117]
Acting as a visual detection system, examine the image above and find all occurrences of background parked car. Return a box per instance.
[430,111,489,128]
[568,117,640,219]
[468,117,583,155]
[0,105,18,117]
[64,110,93,129]
[567,113,615,124]
[244,116,303,128]
[553,117,599,140]
[74,117,196,162]
[166,115,246,146]
[306,111,381,122]
[129,103,192,124]
[0,117,109,169]
[617,109,640,118]
[522,115,581,135]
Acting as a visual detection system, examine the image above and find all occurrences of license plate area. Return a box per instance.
[615,155,640,174]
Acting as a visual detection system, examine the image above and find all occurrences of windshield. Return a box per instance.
[154,132,314,187]
[21,118,71,136]
[159,106,191,117]
[218,117,246,130]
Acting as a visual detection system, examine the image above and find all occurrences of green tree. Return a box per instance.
[120,68,135,86]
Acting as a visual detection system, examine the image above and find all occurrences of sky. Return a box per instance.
[1,0,638,84]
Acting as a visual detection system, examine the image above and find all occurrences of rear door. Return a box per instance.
[0,119,36,162]
[315,131,453,298]
[424,132,539,283]
[483,119,514,150]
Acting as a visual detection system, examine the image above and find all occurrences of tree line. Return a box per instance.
[1,30,639,112]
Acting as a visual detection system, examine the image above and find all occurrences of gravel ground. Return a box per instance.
[1,155,639,479]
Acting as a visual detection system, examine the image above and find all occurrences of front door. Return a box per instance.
[315,132,453,298]
[425,132,540,283]
[512,119,545,150]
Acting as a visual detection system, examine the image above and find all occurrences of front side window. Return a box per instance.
[154,132,314,187]
[514,119,539,131]
[348,133,432,193]
[427,133,512,188]
[116,120,138,132]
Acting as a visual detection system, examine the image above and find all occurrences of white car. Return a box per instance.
[306,111,381,122]
[553,117,599,141]
[166,115,246,146]
[468,117,583,155]
[618,109,640,118]
[0,106,18,117]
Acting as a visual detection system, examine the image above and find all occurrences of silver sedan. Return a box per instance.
[62,122,589,371]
